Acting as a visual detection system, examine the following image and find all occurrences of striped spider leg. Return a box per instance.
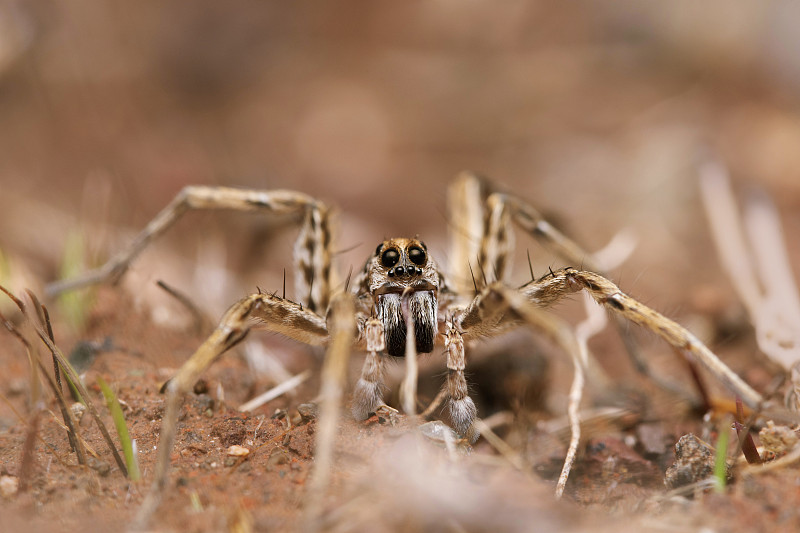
[45,186,335,312]
[449,172,691,399]
[441,171,592,443]
[44,187,343,525]
[439,172,766,443]
[441,268,766,443]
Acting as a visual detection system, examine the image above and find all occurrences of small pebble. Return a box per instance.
[70,402,87,423]
[226,445,250,457]
[759,421,798,457]
[297,403,317,423]
[0,475,19,498]
[88,457,111,477]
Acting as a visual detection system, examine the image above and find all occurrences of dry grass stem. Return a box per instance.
[420,387,448,419]
[556,291,608,499]
[0,285,127,475]
[0,300,88,466]
[700,161,800,372]
[304,294,355,530]
[238,370,312,412]
[472,418,528,472]
[0,390,69,467]
[156,279,214,334]
[400,302,419,416]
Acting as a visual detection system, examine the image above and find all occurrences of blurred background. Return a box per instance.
[0,0,799,329]
[3,5,800,528]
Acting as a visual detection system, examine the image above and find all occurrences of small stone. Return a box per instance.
[297,403,317,423]
[759,421,798,458]
[665,433,728,490]
[419,420,459,443]
[70,402,87,424]
[88,457,111,477]
[374,404,400,426]
[193,393,214,414]
[0,475,18,498]
[226,445,250,457]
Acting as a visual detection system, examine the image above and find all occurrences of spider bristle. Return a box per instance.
[344,265,354,293]
[468,261,478,294]
[476,256,488,288]
[527,249,535,282]
[333,241,362,256]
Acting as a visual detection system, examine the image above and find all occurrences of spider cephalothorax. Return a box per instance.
[361,237,441,357]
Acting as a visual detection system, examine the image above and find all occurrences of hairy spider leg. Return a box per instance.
[134,290,332,528]
[444,267,765,444]
[351,318,387,420]
[456,172,699,405]
[45,186,335,313]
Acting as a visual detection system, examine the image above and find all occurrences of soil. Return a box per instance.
[2,3,800,532]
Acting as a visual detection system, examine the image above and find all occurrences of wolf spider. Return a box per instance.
[47,172,762,520]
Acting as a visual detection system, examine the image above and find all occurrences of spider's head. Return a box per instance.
[365,237,440,357]
[368,237,439,295]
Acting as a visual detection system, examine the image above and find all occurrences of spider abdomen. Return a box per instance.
[376,291,437,357]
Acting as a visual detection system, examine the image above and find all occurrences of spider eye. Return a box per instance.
[375,243,383,256]
[380,248,400,268]
[408,245,426,266]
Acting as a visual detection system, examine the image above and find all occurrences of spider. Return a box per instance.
[46,172,763,521]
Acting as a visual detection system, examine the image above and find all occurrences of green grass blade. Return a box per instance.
[714,423,730,493]
[97,376,140,481]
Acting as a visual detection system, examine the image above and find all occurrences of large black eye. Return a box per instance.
[408,245,426,266]
[380,248,400,268]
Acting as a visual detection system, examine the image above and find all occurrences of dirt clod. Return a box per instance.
[665,434,728,490]
[211,416,248,447]
[87,457,111,477]
[296,403,317,423]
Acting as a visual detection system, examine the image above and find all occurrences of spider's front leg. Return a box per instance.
[135,291,329,527]
[442,281,560,443]
[45,186,334,314]
[443,318,479,442]
[351,318,388,420]
[441,266,768,443]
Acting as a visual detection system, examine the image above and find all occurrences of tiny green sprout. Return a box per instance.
[97,376,140,481]
[714,422,730,493]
